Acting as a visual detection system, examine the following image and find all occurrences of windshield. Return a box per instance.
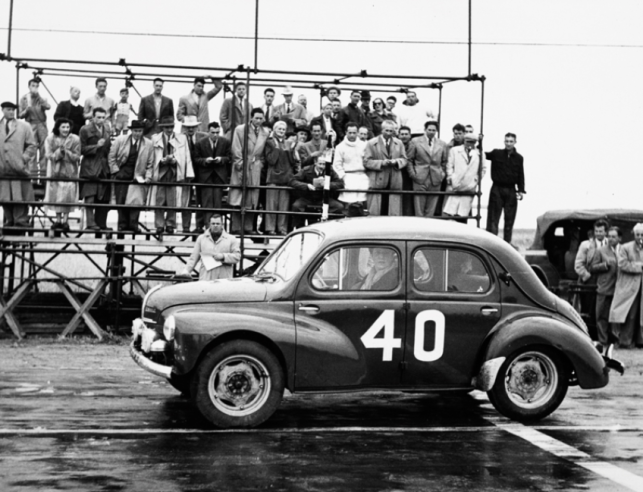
[257,232,323,281]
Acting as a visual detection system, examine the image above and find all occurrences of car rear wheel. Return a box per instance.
[192,340,284,428]
[488,347,568,422]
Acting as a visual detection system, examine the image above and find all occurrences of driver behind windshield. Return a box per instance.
[353,248,398,290]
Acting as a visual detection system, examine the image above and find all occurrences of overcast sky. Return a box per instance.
[0,0,641,229]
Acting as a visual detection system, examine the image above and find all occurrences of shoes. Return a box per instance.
[131,227,141,234]
[182,228,191,233]
[102,227,113,232]
[191,227,204,234]
[165,226,175,234]
[278,231,288,236]
[265,231,277,236]
[86,225,100,231]
[156,227,164,235]
[62,222,70,232]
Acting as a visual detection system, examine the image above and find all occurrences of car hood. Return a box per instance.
[147,277,269,312]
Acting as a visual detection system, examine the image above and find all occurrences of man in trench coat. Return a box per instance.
[229,108,269,234]
[108,120,154,232]
[0,101,37,230]
[609,223,643,348]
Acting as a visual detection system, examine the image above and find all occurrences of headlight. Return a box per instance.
[142,285,163,322]
[163,315,176,341]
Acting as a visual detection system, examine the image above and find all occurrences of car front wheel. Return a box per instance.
[488,347,569,422]
[192,340,284,428]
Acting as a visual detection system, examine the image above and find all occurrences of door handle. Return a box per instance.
[298,304,320,314]
[481,307,499,316]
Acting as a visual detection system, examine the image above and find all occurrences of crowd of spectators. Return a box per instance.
[0,76,524,241]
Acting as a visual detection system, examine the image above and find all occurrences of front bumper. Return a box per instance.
[130,318,172,379]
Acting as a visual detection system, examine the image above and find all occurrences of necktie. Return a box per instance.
[132,139,138,152]
[5,120,9,135]
[386,139,391,156]
[254,127,259,137]
[265,105,270,121]
[287,104,291,113]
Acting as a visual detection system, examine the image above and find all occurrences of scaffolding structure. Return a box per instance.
[0,1,487,339]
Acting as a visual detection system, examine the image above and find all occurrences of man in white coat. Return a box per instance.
[332,122,368,208]
[148,116,193,235]
[442,133,485,221]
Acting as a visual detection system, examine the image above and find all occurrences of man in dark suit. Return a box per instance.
[138,78,175,137]
[310,102,340,142]
[194,122,231,231]
[289,154,344,229]
[590,226,622,348]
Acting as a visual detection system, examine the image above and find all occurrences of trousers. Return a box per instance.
[486,183,518,243]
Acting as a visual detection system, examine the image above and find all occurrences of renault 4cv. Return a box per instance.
[131,217,623,428]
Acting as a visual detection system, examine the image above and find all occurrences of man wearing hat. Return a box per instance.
[0,101,37,231]
[79,107,112,231]
[148,116,194,235]
[108,120,154,232]
[274,86,307,134]
[442,133,486,221]
[181,115,208,232]
[177,76,223,133]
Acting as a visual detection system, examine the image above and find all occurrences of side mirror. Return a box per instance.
[499,272,512,286]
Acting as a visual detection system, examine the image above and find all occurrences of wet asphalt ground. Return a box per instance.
[1,340,643,492]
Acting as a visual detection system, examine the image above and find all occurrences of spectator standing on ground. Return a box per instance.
[443,133,485,221]
[44,118,81,231]
[54,87,85,135]
[485,132,525,244]
[180,215,241,280]
[408,121,449,217]
[609,223,643,348]
[19,78,50,180]
[178,76,223,133]
[108,120,154,232]
[138,78,174,137]
[79,107,112,231]
[575,219,608,284]
[590,226,622,349]
[0,101,37,231]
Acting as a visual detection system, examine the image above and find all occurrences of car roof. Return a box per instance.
[307,216,502,248]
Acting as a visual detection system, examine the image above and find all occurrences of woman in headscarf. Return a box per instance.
[44,118,80,230]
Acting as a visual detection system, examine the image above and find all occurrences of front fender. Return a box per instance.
[477,315,608,390]
[170,303,296,384]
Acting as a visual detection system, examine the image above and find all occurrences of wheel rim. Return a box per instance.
[504,351,559,409]
[208,354,272,417]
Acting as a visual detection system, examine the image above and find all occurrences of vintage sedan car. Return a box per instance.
[131,217,622,428]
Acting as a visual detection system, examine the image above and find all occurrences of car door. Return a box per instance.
[294,241,407,390]
[402,242,501,387]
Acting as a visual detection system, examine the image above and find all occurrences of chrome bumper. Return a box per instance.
[130,318,172,379]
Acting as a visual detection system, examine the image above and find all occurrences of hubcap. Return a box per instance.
[505,351,558,409]
[208,355,271,416]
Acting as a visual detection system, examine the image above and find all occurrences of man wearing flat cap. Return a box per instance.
[0,101,37,231]
[108,120,154,232]
[148,116,193,235]
[274,86,308,134]
[442,133,486,221]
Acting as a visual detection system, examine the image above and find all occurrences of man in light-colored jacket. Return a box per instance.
[609,223,643,348]
[177,76,223,133]
[442,133,485,220]
[0,101,37,230]
[180,215,241,280]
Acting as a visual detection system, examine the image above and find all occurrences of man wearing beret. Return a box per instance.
[0,101,37,231]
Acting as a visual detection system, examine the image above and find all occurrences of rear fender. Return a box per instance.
[475,315,608,390]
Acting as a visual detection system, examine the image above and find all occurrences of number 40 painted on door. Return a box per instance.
[360,309,445,362]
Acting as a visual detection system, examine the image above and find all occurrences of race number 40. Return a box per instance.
[360,309,445,362]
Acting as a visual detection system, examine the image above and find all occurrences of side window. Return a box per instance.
[413,248,490,294]
[311,246,400,291]
[446,250,490,293]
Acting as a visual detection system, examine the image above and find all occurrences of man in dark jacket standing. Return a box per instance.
[485,132,525,244]
[290,154,344,229]
[79,107,112,230]
[138,78,175,137]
